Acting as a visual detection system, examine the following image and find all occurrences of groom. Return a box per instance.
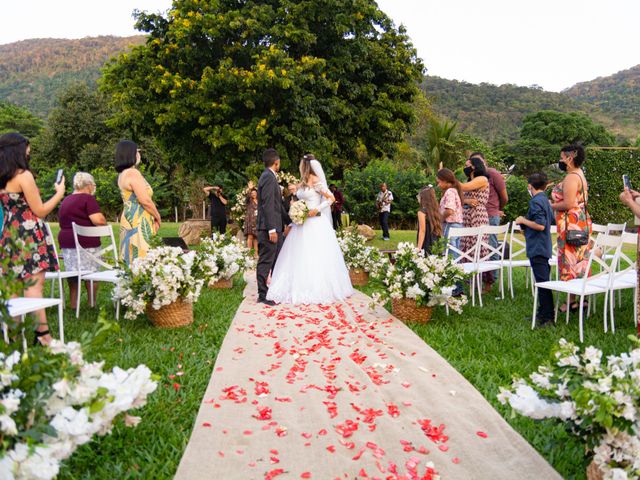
[256,148,291,305]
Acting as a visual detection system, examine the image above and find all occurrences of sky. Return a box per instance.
[2,0,639,92]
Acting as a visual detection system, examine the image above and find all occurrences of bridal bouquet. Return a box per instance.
[289,200,310,225]
[372,242,467,313]
[498,337,640,479]
[337,229,388,277]
[196,233,255,285]
[114,246,205,320]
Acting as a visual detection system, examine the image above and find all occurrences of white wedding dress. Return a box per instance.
[267,179,354,305]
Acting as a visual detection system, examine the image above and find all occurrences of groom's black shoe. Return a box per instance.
[257,297,277,306]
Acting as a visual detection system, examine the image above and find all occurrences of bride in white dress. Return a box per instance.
[267,154,354,305]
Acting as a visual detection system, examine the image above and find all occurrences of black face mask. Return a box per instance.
[558,161,567,172]
[463,166,473,177]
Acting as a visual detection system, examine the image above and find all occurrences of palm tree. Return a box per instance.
[425,117,458,174]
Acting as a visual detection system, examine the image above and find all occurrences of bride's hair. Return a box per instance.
[299,153,316,186]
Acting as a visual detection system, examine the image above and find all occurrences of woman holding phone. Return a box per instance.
[0,132,65,346]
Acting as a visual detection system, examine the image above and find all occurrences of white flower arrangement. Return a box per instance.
[0,339,157,480]
[114,246,205,320]
[374,242,467,313]
[337,229,389,276]
[197,233,255,285]
[289,200,310,225]
[498,337,640,479]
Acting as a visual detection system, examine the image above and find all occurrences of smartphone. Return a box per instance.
[623,174,632,191]
[55,169,64,185]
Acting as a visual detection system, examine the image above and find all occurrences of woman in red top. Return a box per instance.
[57,172,107,308]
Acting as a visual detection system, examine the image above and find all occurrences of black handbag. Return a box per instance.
[564,173,590,247]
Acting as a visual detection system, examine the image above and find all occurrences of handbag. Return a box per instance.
[564,173,590,247]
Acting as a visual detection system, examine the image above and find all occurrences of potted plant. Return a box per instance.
[373,242,467,323]
[114,246,204,327]
[197,233,255,289]
[498,337,640,480]
[337,230,388,286]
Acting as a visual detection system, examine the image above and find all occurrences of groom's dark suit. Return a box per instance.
[256,168,291,300]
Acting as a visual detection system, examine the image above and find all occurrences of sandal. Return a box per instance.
[560,302,580,314]
[33,329,51,347]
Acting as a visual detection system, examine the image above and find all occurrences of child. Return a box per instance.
[515,172,554,327]
[416,186,442,255]
[436,168,464,246]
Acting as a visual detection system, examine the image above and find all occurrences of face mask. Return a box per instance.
[527,187,533,198]
[463,166,473,177]
[558,161,567,172]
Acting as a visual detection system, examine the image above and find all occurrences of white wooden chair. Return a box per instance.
[444,226,482,307]
[502,223,531,298]
[532,233,623,342]
[72,223,120,319]
[602,223,627,261]
[476,223,510,301]
[4,297,64,347]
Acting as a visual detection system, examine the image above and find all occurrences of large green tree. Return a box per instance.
[0,102,44,138]
[520,110,615,146]
[101,0,424,173]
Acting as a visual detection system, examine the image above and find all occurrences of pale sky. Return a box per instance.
[3,0,639,92]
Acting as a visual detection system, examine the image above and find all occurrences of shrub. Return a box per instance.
[504,175,531,223]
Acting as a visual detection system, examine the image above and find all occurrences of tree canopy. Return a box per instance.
[101,0,424,174]
[519,110,615,146]
[0,102,44,138]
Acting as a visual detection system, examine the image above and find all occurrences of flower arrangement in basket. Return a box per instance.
[197,233,255,288]
[337,229,389,285]
[498,337,640,480]
[114,246,204,326]
[372,242,467,322]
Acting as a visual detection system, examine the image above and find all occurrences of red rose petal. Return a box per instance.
[202,422,212,427]
[452,457,460,464]
[476,431,488,438]
[301,473,312,479]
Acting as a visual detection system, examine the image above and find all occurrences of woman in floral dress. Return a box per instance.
[0,132,65,345]
[551,144,592,311]
[244,188,258,257]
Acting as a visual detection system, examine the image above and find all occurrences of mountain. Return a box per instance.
[0,36,145,117]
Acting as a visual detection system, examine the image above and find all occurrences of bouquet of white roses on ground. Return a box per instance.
[372,242,467,313]
[114,246,205,320]
[289,200,310,225]
[196,233,255,285]
[498,337,640,479]
[337,229,389,277]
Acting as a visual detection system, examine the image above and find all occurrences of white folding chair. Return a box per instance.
[476,223,510,301]
[444,226,482,308]
[532,233,623,342]
[4,297,64,347]
[602,223,626,261]
[72,223,120,319]
[502,223,531,298]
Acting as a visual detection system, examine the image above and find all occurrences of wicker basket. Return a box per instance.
[146,298,193,328]
[392,298,433,324]
[586,461,604,480]
[210,277,233,289]
[349,269,370,286]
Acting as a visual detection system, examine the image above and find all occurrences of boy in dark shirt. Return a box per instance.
[515,173,554,327]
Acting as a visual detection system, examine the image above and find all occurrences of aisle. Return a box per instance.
[176,276,560,479]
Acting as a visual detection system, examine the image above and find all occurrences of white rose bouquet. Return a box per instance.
[498,337,640,480]
[337,229,389,277]
[114,246,205,320]
[196,233,255,285]
[289,200,310,225]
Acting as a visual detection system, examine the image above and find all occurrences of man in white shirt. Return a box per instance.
[376,183,393,241]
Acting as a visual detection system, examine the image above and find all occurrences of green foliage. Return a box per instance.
[424,117,459,174]
[495,140,560,176]
[0,102,44,137]
[102,0,424,174]
[342,160,430,227]
[585,148,640,224]
[503,175,531,223]
[520,110,616,146]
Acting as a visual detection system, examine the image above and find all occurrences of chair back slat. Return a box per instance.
[584,233,623,290]
[509,223,527,260]
[444,226,482,264]
[477,224,510,262]
[72,223,119,271]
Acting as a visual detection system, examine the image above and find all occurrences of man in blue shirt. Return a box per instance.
[515,172,554,327]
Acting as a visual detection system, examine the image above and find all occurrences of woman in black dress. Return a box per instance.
[416,186,442,255]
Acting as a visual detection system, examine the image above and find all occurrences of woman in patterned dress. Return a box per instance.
[550,144,592,312]
[0,132,65,345]
[244,188,258,257]
[115,140,161,265]
[460,157,493,291]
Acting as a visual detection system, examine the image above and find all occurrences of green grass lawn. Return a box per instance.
[41,227,636,479]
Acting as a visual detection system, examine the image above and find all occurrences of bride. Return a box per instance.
[266,154,354,305]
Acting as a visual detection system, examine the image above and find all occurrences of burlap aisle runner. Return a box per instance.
[176,276,560,479]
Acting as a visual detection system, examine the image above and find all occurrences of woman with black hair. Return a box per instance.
[115,140,161,264]
[550,144,592,312]
[0,132,65,345]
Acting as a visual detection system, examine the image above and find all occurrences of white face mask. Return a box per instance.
[527,187,533,198]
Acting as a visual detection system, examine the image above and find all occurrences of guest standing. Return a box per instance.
[57,172,107,308]
[244,188,258,256]
[376,183,393,241]
[115,140,161,265]
[329,184,344,230]
[0,132,64,345]
[550,144,592,312]
[203,185,228,235]
[416,186,442,255]
[436,168,464,249]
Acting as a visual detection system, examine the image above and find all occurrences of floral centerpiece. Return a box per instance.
[337,229,389,285]
[289,200,310,225]
[114,246,204,326]
[372,242,467,322]
[196,233,255,288]
[498,337,640,480]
